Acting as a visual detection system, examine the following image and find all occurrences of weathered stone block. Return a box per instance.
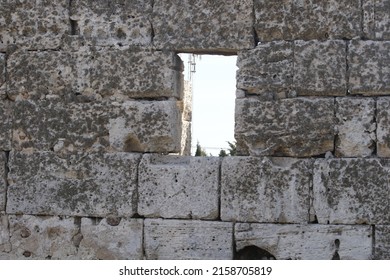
[235,223,373,260]
[152,0,254,52]
[348,40,390,95]
[363,0,390,40]
[235,97,335,157]
[254,0,361,41]
[0,100,12,150]
[313,159,390,224]
[236,42,294,96]
[144,219,233,260]
[377,98,390,157]
[374,226,390,259]
[0,215,10,254]
[8,215,78,259]
[335,97,376,157]
[78,218,143,260]
[0,0,69,51]
[0,153,5,212]
[294,40,347,96]
[0,53,5,99]
[7,152,140,217]
[139,155,220,219]
[13,100,182,153]
[70,0,153,47]
[221,157,311,223]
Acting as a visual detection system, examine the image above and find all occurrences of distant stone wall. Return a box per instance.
[0,0,389,259]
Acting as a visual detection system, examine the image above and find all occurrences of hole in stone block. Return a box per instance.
[178,53,237,156]
[234,245,276,260]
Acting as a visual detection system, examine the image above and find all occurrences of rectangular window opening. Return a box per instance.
[178,53,238,157]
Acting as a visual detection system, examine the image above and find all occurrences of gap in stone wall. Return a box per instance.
[178,54,237,157]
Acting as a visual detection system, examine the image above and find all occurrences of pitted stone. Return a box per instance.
[235,97,335,157]
[335,98,376,157]
[0,0,69,51]
[139,154,219,219]
[313,159,390,224]
[374,226,390,259]
[0,215,10,254]
[78,218,143,260]
[363,0,390,40]
[6,152,140,217]
[221,157,311,223]
[294,40,347,96]
[235,223,372,260]
[0,153,5,212]
[0,53,5,99]
[69,0,153,47]
[144,219,233,260]
[348,40,390,95]
[8,215,78,259]
[377,98,390,157]
[0,100,12,151]
[152,0,254,52]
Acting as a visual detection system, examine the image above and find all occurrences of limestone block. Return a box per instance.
[0,53,5,99]
[363,0,390,40]
[144,219,233,260]
[377,98,390,157]
[374,226,390,260]
[138,155,219,219]
[221,157,311,223]
[254,0,361,41]
[235,223,373,260]
[313,159,390,224]
[0,100,12,150]
[78,218,143,260]
[236,42,294,96]
[152,0,254,52]
[0,0,69,51]
[335,98,376,157]
[8,215,78,259]
[0,153,5,212]
[6,152,140,217]
[0,215,10,254]
[294,40,347,96]
[69,0,153,46]
[235,97,335,157]
[348,40,390,95]
[13,100,182,153]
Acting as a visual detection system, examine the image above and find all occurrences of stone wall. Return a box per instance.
[0,0,389,259]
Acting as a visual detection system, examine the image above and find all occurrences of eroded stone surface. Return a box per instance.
[153,0,254,52]
[255,0,361,41]
[144,219,233,260]
[7,152,140,217]
[374,226,390,260]
[313,159,390,224]
[0,215,10,254]
[0,153,6,212]
[78,218,143,260]
[139,154,220,219]
[294,40,347,96]
[236,42,294,97]
[221,157,311,223]
[0,53,5,99]
[235,223,373,260]
[70,0,153,47]
[8,215,78,259]
[0,100,12,151]
[348,40,390,95]
[13,100,182,153]
[0,0,69,51]
[363,0,390,40]
[235,97,335,157]
[335,98,376,157]
[377,98,390,157]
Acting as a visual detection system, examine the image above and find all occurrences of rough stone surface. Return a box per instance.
[69,0,153,47]
[7,152,140,217]
[235,97,335,157]
[8,215,78,259]
[294,40,347,96]
[313,159,390,224]
[235,223,373,260]
[363,0,390,40]
[0,153,5,212]
[152,0,254,52]
[221,157,312,223]
[0,215,10,254]
[335,98,376,157]
[0,53,5,99]
[374,225,390,259]
[348,40,390,95]
[0,100,12,151]
[377,98,390,157]
[13,100,182,153]
[7,49,182,101]
[78,218,143,260]
[138,154,220,219]
[236,41,294,97]
[254,0,361,41]
[144,219,233,260]
[0,0,69,51]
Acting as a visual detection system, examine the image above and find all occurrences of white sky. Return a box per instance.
[179,54,237,156]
